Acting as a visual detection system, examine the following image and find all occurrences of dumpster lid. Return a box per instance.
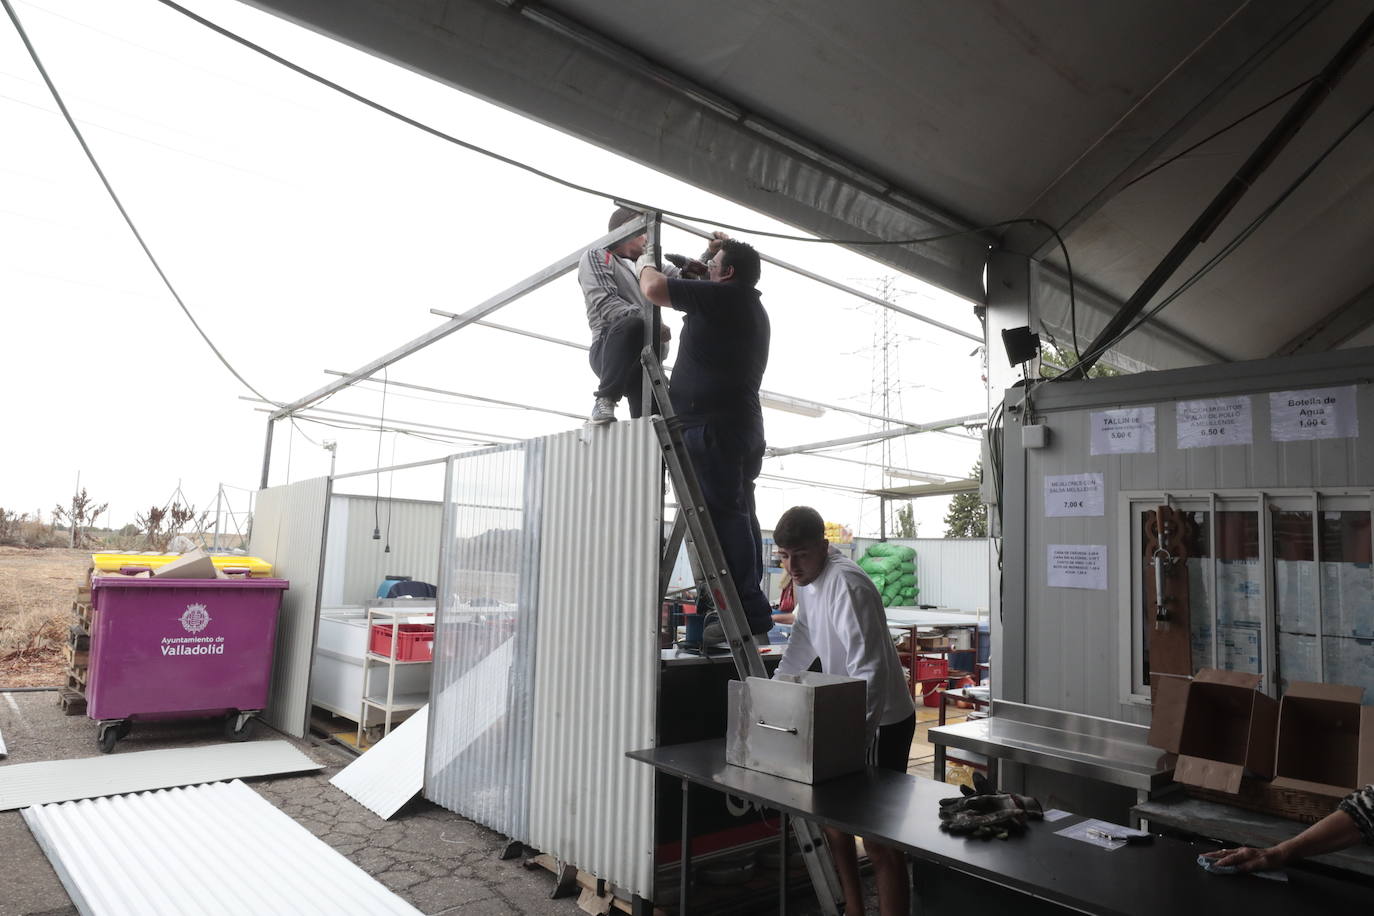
[92,576,289,590]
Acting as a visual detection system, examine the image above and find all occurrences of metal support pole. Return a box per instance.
[642,211,662,418]
[679,778,691,916]
[259,417,275,490]
[213,485,223,552]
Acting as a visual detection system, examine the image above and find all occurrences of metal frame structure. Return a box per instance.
[260,211,983,494]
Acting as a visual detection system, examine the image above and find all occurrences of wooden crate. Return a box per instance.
[1185,779,1341,824]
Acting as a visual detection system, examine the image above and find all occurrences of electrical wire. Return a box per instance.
[2,0,271,403]
[1046,94,1374,382]
[153,1,1075,253]
[1120,75,1317,193]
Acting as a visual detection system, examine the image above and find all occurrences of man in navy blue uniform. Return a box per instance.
[640,238,773,642]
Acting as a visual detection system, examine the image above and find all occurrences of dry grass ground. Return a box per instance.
[0,546,89,687]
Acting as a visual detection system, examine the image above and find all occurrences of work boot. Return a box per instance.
[587,396,617,425]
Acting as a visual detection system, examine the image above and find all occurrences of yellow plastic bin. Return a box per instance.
[90,553,273,577]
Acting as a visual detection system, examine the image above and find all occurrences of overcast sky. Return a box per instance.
[2,0,987,539]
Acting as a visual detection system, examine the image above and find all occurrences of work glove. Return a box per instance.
[635,245,660,277]
[664,253,687,269]
[938,792,1043,840]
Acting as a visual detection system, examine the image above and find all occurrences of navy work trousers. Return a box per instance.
[681,421,772,634]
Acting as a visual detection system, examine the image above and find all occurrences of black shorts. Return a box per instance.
[871,713,917,773]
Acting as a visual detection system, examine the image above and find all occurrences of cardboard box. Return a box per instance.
[726,673,867,784]
[151,548,219,580]
[1272,681,1374,798]
[918,635,951,650]
[1149,668,1279,793]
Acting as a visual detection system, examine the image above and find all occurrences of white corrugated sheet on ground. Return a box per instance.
[331,704,428,819]
[0,740,320,810]
[22,779,422,915]
[0,725,7,758]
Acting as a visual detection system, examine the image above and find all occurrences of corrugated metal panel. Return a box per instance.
[853,538,991,610]
[0,725,6,757]
[22,779,421,915]
[529,420,660,898]
[331,704,428,819]
[325,496,444,607]
[250,477,331,737]
[0,740,321,810]
[426,441,543,842]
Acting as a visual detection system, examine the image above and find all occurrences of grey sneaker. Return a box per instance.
[588,396,617,425]
[702,619,771,646]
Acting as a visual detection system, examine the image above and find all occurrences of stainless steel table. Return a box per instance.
[928,700,1174,803]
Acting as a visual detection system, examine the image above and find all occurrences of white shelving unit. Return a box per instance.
[358,607,434,747]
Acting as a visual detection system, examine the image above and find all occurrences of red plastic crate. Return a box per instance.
[914,656,948,681]
[368,623,435,661]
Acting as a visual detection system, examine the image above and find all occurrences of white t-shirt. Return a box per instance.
[776,545,915,744]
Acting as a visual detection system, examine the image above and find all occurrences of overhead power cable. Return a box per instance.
[1046,94,1374,382]
[2,0,270,403]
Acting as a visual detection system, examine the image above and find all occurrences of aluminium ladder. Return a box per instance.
[639,347,844,916]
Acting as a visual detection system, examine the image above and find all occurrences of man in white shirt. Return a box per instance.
[773,506,916,916]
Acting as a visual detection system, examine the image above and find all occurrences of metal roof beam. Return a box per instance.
[268,218,645,419]
[1272,280,1374,356]
[767,413,985,458]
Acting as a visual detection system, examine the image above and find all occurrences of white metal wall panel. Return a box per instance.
[853,538,991,610]
[332,705,428,819]
[326,496,444,606]
[0,740,320,810]
[529,421,660,899]
[1007,348,1374,725]
[426,440,543,841]
[250,477,331,737]
[22,779,421,915]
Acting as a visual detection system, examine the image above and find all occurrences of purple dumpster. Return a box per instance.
[87,575,289,752]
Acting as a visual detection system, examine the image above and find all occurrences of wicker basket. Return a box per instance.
[1184,778,1342,825]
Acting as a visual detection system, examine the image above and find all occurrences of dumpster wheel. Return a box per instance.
[224,711,257,742]
[97,720,128,754]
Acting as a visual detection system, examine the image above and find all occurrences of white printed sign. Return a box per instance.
[1176,396,1253,449]
[1048,545,1108,590]
[1044,473,1104,517]
[1090,407,1156,455]
[1270,386,1358,441]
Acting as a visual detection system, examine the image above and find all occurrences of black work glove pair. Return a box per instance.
[938,776,1043,840]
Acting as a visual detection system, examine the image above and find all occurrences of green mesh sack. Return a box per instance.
[866,556,901,576]
[899,561,916,573]
[882,593,894,607]
[898,573,917,588]
[866,543,900,558]
[868,574,887,593]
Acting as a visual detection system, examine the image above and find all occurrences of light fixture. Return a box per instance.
[883,468,956,483]
[760,393,826,418]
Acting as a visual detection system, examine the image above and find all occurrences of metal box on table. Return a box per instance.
[726,673,867,784]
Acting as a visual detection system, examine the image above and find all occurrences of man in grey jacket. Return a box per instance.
[579,206,721,424]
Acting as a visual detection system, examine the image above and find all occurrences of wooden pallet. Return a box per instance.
[522,853,664,916]
[72,600,92,631]
[66,668,88,692]
[57,687,86,716]
[63,643,89,669]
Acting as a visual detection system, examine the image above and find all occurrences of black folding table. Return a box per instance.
[628,738,1372,915]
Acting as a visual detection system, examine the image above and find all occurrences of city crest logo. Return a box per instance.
[179,603,212,634]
